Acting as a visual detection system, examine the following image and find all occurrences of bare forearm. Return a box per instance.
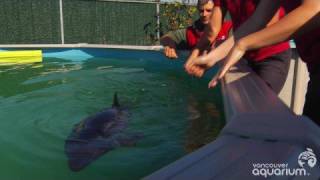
[239,1,320,51]
[202,1,281,64]
[204,36,235,63]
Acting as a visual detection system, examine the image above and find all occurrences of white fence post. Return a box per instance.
[156,0,160,42]
[59,0,65,44]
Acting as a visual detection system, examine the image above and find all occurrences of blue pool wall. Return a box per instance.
[0,48,218,78]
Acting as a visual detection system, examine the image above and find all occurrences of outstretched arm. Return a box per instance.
[237,0,320,50]
[160,29,187,59]
[160,35,178,59]
[190,1,281,77]
[209,0,320,88]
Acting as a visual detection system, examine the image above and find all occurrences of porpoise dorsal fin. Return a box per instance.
[112,92,120,107]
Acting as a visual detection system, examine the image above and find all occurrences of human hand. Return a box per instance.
[208,71,220,88]
[184,49,199,73]
[184,50,210,77]
[163,46,178,59]
[187,51,217,77]
[208,42,247,88]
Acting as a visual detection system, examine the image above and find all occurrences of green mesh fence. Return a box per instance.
[0,0,61,44]
[63,0,157,45]
[0,0,194,45]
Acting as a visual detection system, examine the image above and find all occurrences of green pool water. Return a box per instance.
[0,54,225,180]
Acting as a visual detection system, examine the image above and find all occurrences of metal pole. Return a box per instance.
[156,1,160,42]
[290,51,299,111]
[59,0,65,44]
[99,0,159,4]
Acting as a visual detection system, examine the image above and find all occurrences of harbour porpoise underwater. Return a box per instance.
[65,93,142,171]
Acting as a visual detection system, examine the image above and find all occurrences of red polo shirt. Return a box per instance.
[282,0,320,74]
[186,20,233,49]
[214,0,290,62]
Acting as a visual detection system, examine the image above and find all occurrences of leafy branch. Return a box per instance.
[144,2,197,44]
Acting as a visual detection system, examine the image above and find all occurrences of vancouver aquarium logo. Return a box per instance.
[252,148,317,178]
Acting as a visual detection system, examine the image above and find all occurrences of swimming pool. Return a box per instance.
[0,49,225,180]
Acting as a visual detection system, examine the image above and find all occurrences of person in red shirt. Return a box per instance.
[185,0,292,94]
[194,0,320,124]
[160,0,232,59]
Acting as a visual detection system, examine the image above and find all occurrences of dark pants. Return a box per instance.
[303,71,320,125]
[248,49,292,94]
